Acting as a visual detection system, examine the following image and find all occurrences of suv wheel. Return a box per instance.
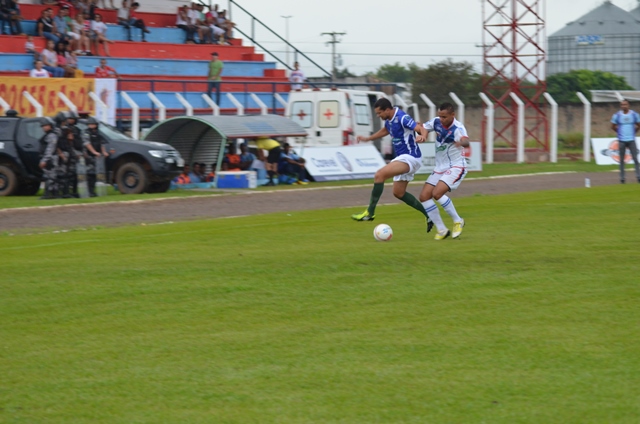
[0,165,18,196]
[115,162,149,194]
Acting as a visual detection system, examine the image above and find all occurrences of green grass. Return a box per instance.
[0,161,626,210]
[1,185,639,423]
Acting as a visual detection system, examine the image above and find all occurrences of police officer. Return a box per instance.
[65,110,83,198]
[82,117,109,197]
[53,111,73,198]
[38,117,61,199]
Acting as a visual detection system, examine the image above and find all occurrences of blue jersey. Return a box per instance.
[384,107,421,158]
[611,110,640,141]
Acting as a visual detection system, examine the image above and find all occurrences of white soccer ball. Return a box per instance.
[373,224,393,242]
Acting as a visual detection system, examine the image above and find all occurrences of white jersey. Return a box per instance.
[423,117,468,172]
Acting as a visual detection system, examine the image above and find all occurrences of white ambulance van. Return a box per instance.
[285,88,393,155]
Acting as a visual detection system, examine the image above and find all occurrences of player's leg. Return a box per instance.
[628,140,640,182]
[619,142,628,183]
[420,174,447,237]
[352,161,409,221]
[434,168,467,238]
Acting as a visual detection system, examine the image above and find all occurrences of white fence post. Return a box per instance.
[226,93,244,116]
[57,92,78,114]
[201,94,220,116]
[23,91,43,117]
[175,93,193,117]
[250,93,268,115]
[88,91,108,123]
[509,92,525,163]
[419,93,436,141]
[147,92,166,122]
[449,92,465,125]
[479,93,494,164]
[576,92,591,162]
[121,91,139,140]
[0,96,11,115]
[274,93,288,109]
[543,92,558,163]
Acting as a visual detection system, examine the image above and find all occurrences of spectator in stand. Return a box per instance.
[187,2,208,44]
[173,164,191,185]
[239,143,256,171]
[25,35,35,54]
[207,52,223,105]
[279,142,309,184]
[121,1,150,42]
[0,0,24,35]
[95,58,119,78]
[116,0,131,39]
[40,39,65,77]
[65,44,81,77]
[290,61,305,91]
[30,60,50,78]
[222,144,241,171]
[91,13,114,56]
[176,5,195,44]
[215,9,234,42]
[188,162,202,183]
[55,40,74,77]
[205,14,225,44]
[37,8,60,44]
[71,12,92,55]
[54,6,79,50]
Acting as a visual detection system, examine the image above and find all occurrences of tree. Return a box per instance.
[547,70,633,103]
[375,62,413,83]
[410,59,482,106]
[334,67,357,79]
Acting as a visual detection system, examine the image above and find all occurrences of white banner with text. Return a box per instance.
[301,145,387,181]
[592,137,640,165]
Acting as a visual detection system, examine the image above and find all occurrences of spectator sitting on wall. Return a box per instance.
[222,144,241,171]
[40,39,65,77]
[173,164,191,184]
[176,5,195,43]
[91,13,115,56]
[188,162,202,183]
[279,142,309,184]
[30,59,50,77]
[1,0,24,35]
[37,8,59,45]
[95,58,119,78]
[25,35,36,54]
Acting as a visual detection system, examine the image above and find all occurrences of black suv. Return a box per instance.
[0,113,184,196]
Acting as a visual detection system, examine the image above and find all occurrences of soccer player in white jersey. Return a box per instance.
[351,98,433,232]
[419,102,469,240]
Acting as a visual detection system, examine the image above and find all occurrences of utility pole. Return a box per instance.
[321,31,346,80]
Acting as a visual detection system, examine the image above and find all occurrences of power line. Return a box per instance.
[321,32,346,80]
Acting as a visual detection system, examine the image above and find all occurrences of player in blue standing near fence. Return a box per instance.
[611,99,640,184]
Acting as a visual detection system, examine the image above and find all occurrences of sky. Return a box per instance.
[224,0,640,77]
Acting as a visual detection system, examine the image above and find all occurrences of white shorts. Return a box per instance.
[426,167,467,190]
[67,32,81,40]
[210,25,225,36]
[391,154,422,182]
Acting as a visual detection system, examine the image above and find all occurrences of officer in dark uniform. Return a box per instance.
[82,117,109,197]
[38,117,61,199]
[54,111,74,198]
[65,110,83,198]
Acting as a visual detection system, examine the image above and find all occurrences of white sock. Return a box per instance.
[422,199,447,232]
[437,195,462,222]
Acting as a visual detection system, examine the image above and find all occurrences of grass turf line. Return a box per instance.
[1,186,639,423]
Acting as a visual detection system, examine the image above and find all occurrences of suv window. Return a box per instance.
[25,121,44,140]
[0,120,17,140]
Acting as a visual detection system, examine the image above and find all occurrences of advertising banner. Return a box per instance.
[301,145,387,181]
[93,78,117,126]
[592,137,640,165]
[415,141,483,173]
[0,77,95,117]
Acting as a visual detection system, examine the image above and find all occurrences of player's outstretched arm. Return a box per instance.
[357,127,389,142]
[414,125,428,143]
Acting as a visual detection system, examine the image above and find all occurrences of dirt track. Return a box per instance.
[0,171,622,231]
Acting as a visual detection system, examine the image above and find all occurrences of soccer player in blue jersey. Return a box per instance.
[351,98,433,232]
[611,99,640,183]
[419,103,469,240]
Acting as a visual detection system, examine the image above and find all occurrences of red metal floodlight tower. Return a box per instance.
[482,0,547,154]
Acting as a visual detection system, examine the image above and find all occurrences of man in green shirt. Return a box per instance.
[207,52,223,105]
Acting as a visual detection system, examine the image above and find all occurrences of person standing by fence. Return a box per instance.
[611,99,640,184]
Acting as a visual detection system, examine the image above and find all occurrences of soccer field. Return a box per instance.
[1,186,639,423]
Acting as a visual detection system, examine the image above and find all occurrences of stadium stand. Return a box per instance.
[0,2,291,120]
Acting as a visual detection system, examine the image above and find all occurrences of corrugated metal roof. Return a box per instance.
[550,1,640,37]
